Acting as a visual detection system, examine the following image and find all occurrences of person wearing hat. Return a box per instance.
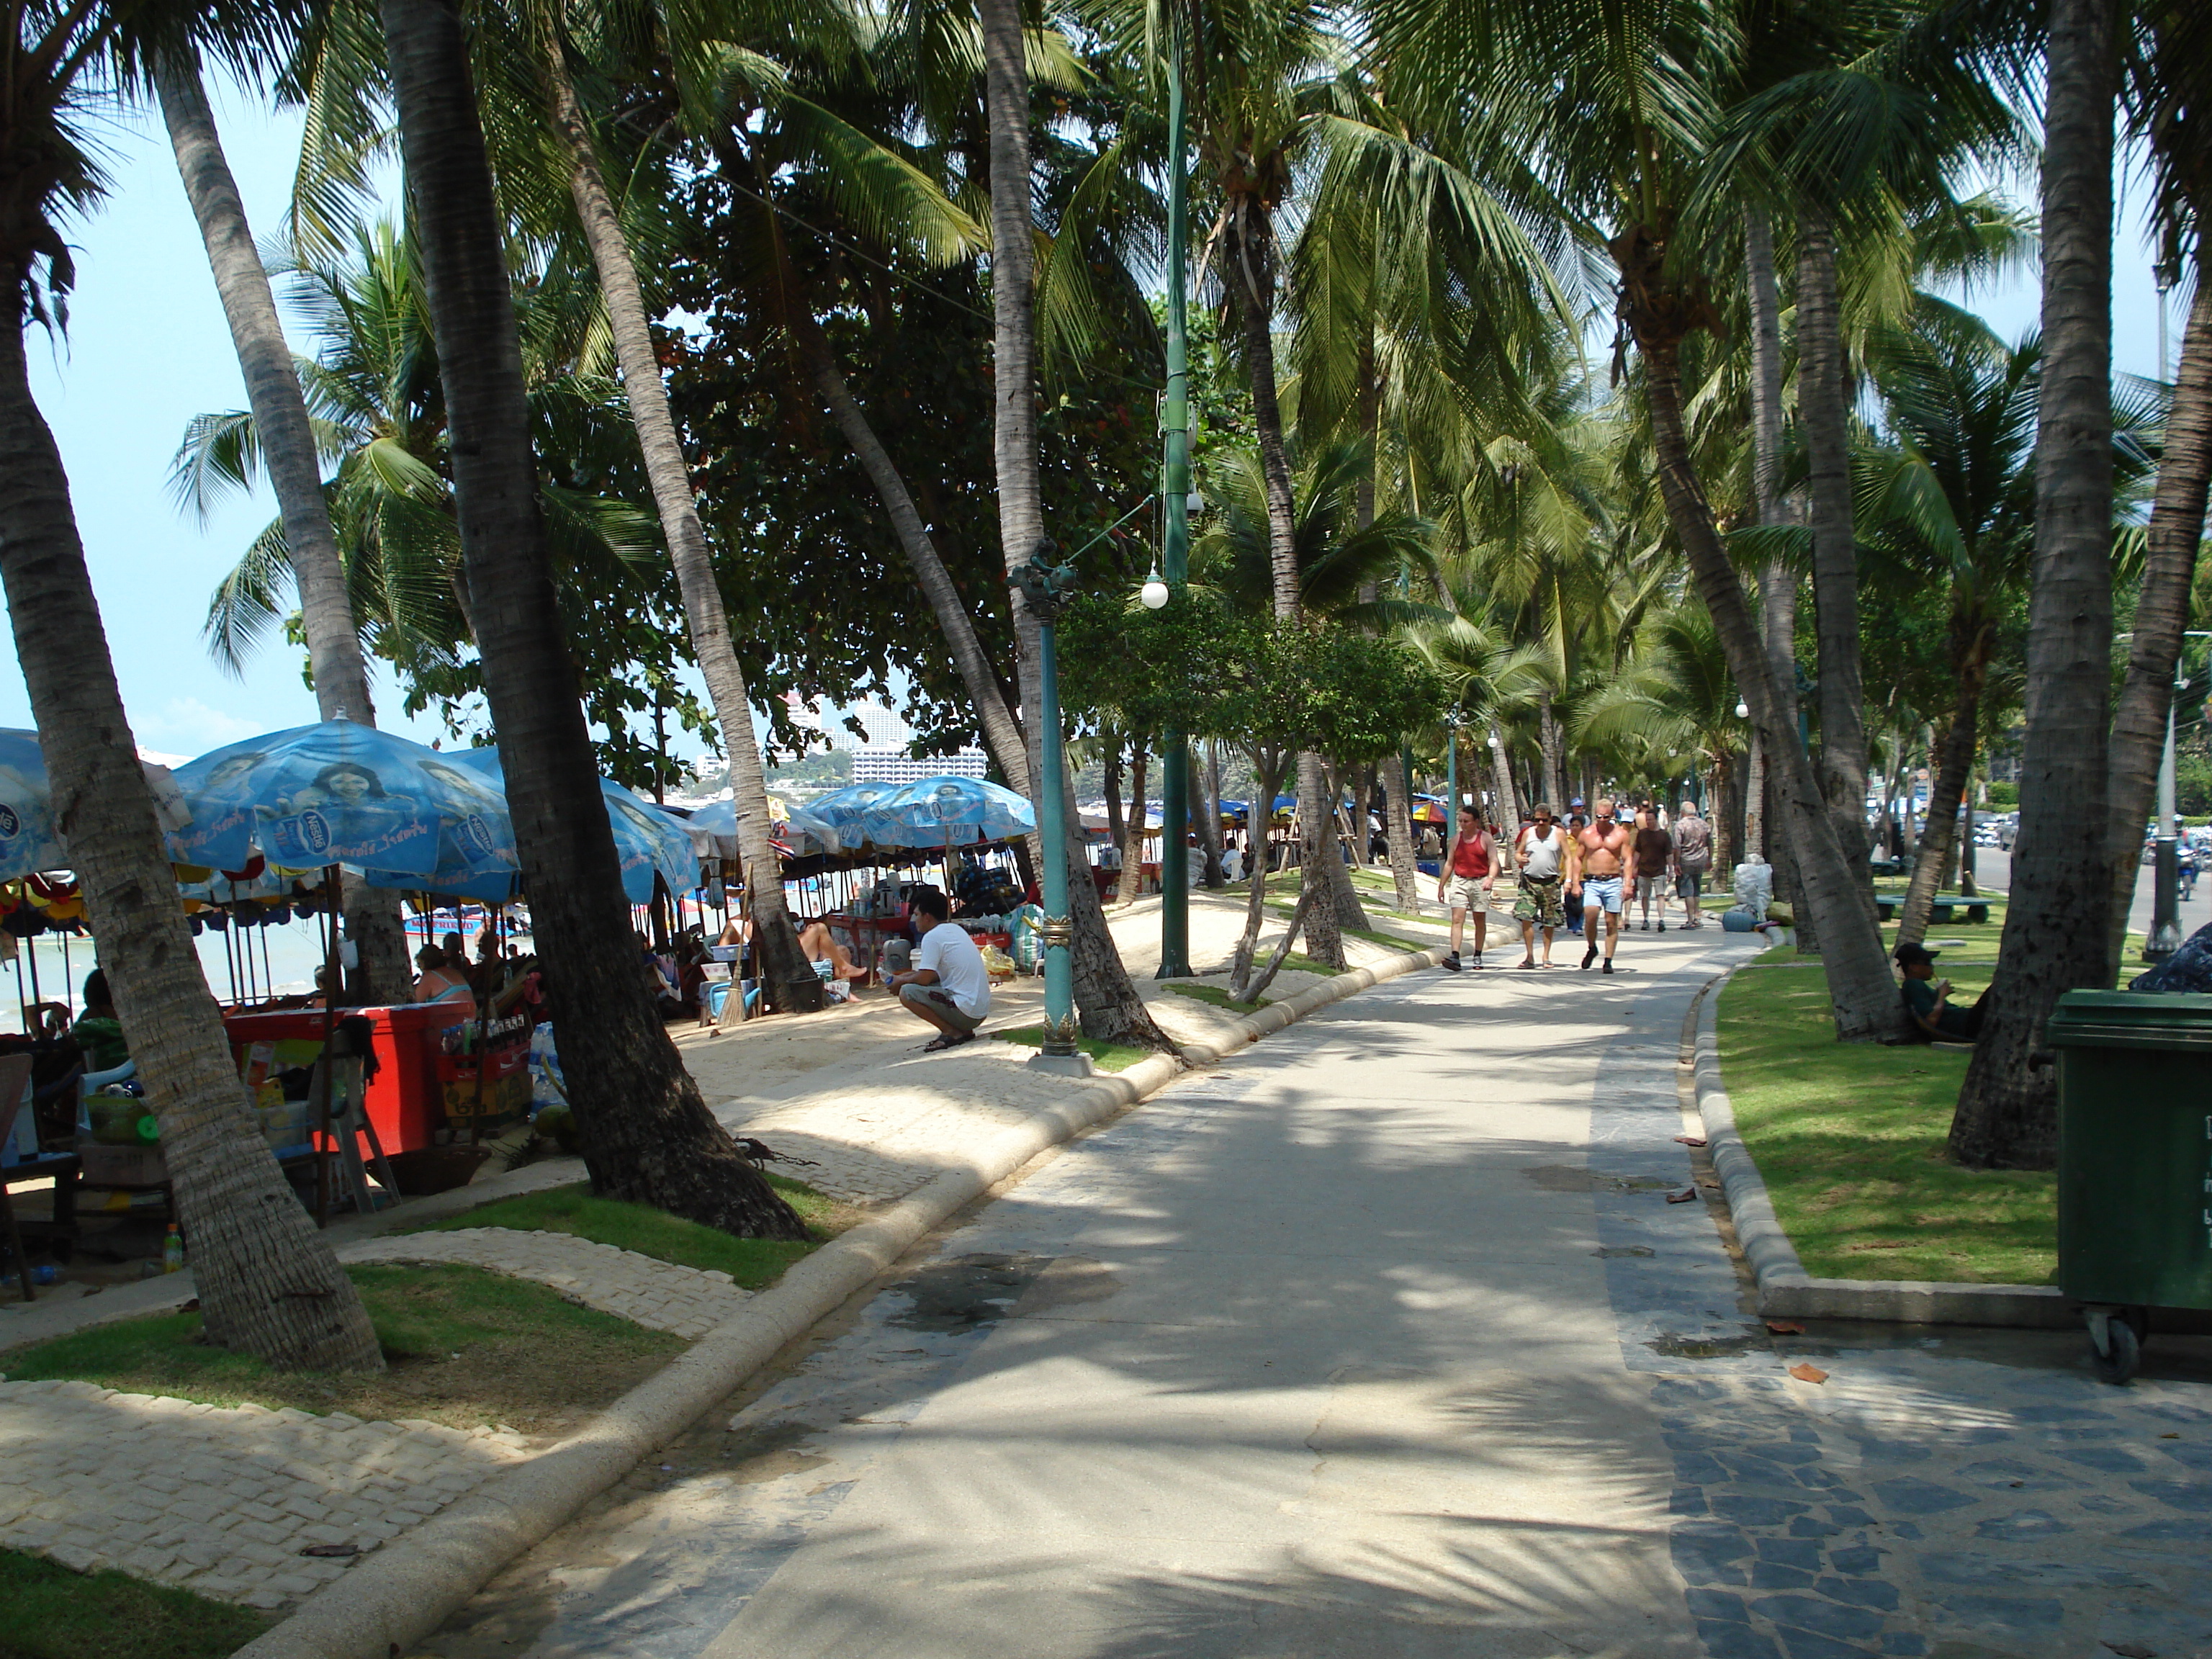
[1897,941,1990,1042]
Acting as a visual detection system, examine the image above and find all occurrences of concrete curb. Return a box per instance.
[1691,972,2072,1331]
[233,942,1442,1659]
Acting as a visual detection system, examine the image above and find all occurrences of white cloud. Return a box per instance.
[132,697,267,757]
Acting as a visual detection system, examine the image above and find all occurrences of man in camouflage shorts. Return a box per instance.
[1511,804,1571,968]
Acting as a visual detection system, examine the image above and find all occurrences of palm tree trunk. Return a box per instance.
[0,318,384,1370]
[1745,210,1786,518]
[1384,757,1419,912]
[1194,747,1224,886]
[1745,732,1767,858]
[1797,207,1877,909]
[544,52,818,1019]
[1537,691,1567,811]
[1487,724,1521,865]
[1103,734,1125,853]
[1627,325,1898,1039]
[1228,749,1291,997]
[976,0,1170,1047]
[2105,262,2212,970]
[1897,629,1991,947]
[379,0,806,1236]
[156,53,412,1008]
[1951,0,2118,1169]
[1118,740,1148,906]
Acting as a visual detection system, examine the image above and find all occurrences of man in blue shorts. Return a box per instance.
[1574,798,1633,974]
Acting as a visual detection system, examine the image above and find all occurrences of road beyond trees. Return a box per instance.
[410,925,2212,1659]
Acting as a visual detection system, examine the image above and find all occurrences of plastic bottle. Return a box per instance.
[163,1224,184,1274]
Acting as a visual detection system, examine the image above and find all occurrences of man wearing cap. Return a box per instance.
[1896,941,1990,1041]
[1511,804,1570,968]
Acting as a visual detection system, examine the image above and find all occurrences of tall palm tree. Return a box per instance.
[2105,0,2212,968]
[975,0,1170,1046]
[1370,0,1902,1040]
[1951,0,2118,1169]
[537,40,824,1015]
[0,2,384,1371]
[376,0,807,1233]
[157,52,418,1006]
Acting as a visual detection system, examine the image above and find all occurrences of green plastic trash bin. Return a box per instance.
[2049,989,2212,1383]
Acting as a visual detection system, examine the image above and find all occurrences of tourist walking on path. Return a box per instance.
[1671,802,1712,927]
[1563,810,1588,936]
[1632,805,1673,932]
[1575,799,1632,974]
[1512,804,1570,968]
[1437,804,1495,971]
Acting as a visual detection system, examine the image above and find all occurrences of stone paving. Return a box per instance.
[341,1229,753,1341]
[0,1377,529,1609]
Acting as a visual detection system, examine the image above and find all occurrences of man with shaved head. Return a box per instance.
[1575,798,1633,974]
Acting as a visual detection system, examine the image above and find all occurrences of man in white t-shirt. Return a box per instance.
[887,886,992,1051]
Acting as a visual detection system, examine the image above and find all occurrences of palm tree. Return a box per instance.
[975,0,1170,1046]
[1859,315,2038,947]
[155,52,416,1006]
[2105,0,2212,968]
[0,2,385,1370]
[1370,0,1902,1040]
[536,40,826,1016]
[1951,0,2119,1170]
[375,0,807,1233]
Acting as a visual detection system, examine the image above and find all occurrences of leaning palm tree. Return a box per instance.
[0,0,383,1370]
[156,52,416,1005]
[2105,0,2212,969]
[374,0,807,1234]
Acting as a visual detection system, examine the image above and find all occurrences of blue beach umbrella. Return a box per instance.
[172,719,513,877]
[796,781,909,851]
[857,775,1035,849]
[0,729,66,880]
[445,750,696,904]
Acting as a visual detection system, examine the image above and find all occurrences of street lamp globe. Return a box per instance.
[1140,573,1170,610]
[1735,700,1750,719]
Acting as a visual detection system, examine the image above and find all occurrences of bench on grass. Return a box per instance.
[1873,894,1991,925]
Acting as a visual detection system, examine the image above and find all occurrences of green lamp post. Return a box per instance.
[1014,540,1096,1076]
[1156,9,1194,978]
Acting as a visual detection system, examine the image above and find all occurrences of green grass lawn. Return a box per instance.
[1168,983,1269,1015]
[0,1548,273,1659]
[991,1027,1151,1071]
[1718,962,2055,1285]
[405,1176,847,1288]
[0,1264,682,1432]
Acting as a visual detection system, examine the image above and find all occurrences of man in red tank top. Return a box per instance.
[1436,804,1494,970]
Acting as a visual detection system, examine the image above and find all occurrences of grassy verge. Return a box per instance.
[1169,983,1269,1015]
[0,1548,273,1659]
[407,1176,853,1288]
[991,1026,1150,1071]
[0,1264,682,1434]
[1717,966,2054,1285]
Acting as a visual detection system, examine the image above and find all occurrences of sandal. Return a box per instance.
[921,1030,976,1053]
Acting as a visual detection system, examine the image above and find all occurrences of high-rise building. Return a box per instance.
[852,748,987,783]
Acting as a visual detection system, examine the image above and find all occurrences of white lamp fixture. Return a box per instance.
[1735,700,1750,719]
[1139,564,1170,610]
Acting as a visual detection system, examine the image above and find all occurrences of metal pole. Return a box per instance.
[1156,19,1193,979]
[1014,542,1094,1075]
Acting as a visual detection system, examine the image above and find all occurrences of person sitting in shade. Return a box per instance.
[70,969,130,1072]
[796,917,868,982]
[413,944,477,1013]
[1896,940,1989,1042]
[884,887,991,1051]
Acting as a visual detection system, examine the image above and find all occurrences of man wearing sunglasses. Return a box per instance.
[1511,805,1570,968]
[1575,798,1634,974]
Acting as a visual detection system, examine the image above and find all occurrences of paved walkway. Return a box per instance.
[0,1380,529,1609]
[339,1231,753,1340]
[409,924,2212,1659]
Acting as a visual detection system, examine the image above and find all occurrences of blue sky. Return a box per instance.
[0,81,2180,767]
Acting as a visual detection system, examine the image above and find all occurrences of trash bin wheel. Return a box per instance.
[2088,1310,2141,1386]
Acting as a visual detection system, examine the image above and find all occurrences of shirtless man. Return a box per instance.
[1575,798,1634,974]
